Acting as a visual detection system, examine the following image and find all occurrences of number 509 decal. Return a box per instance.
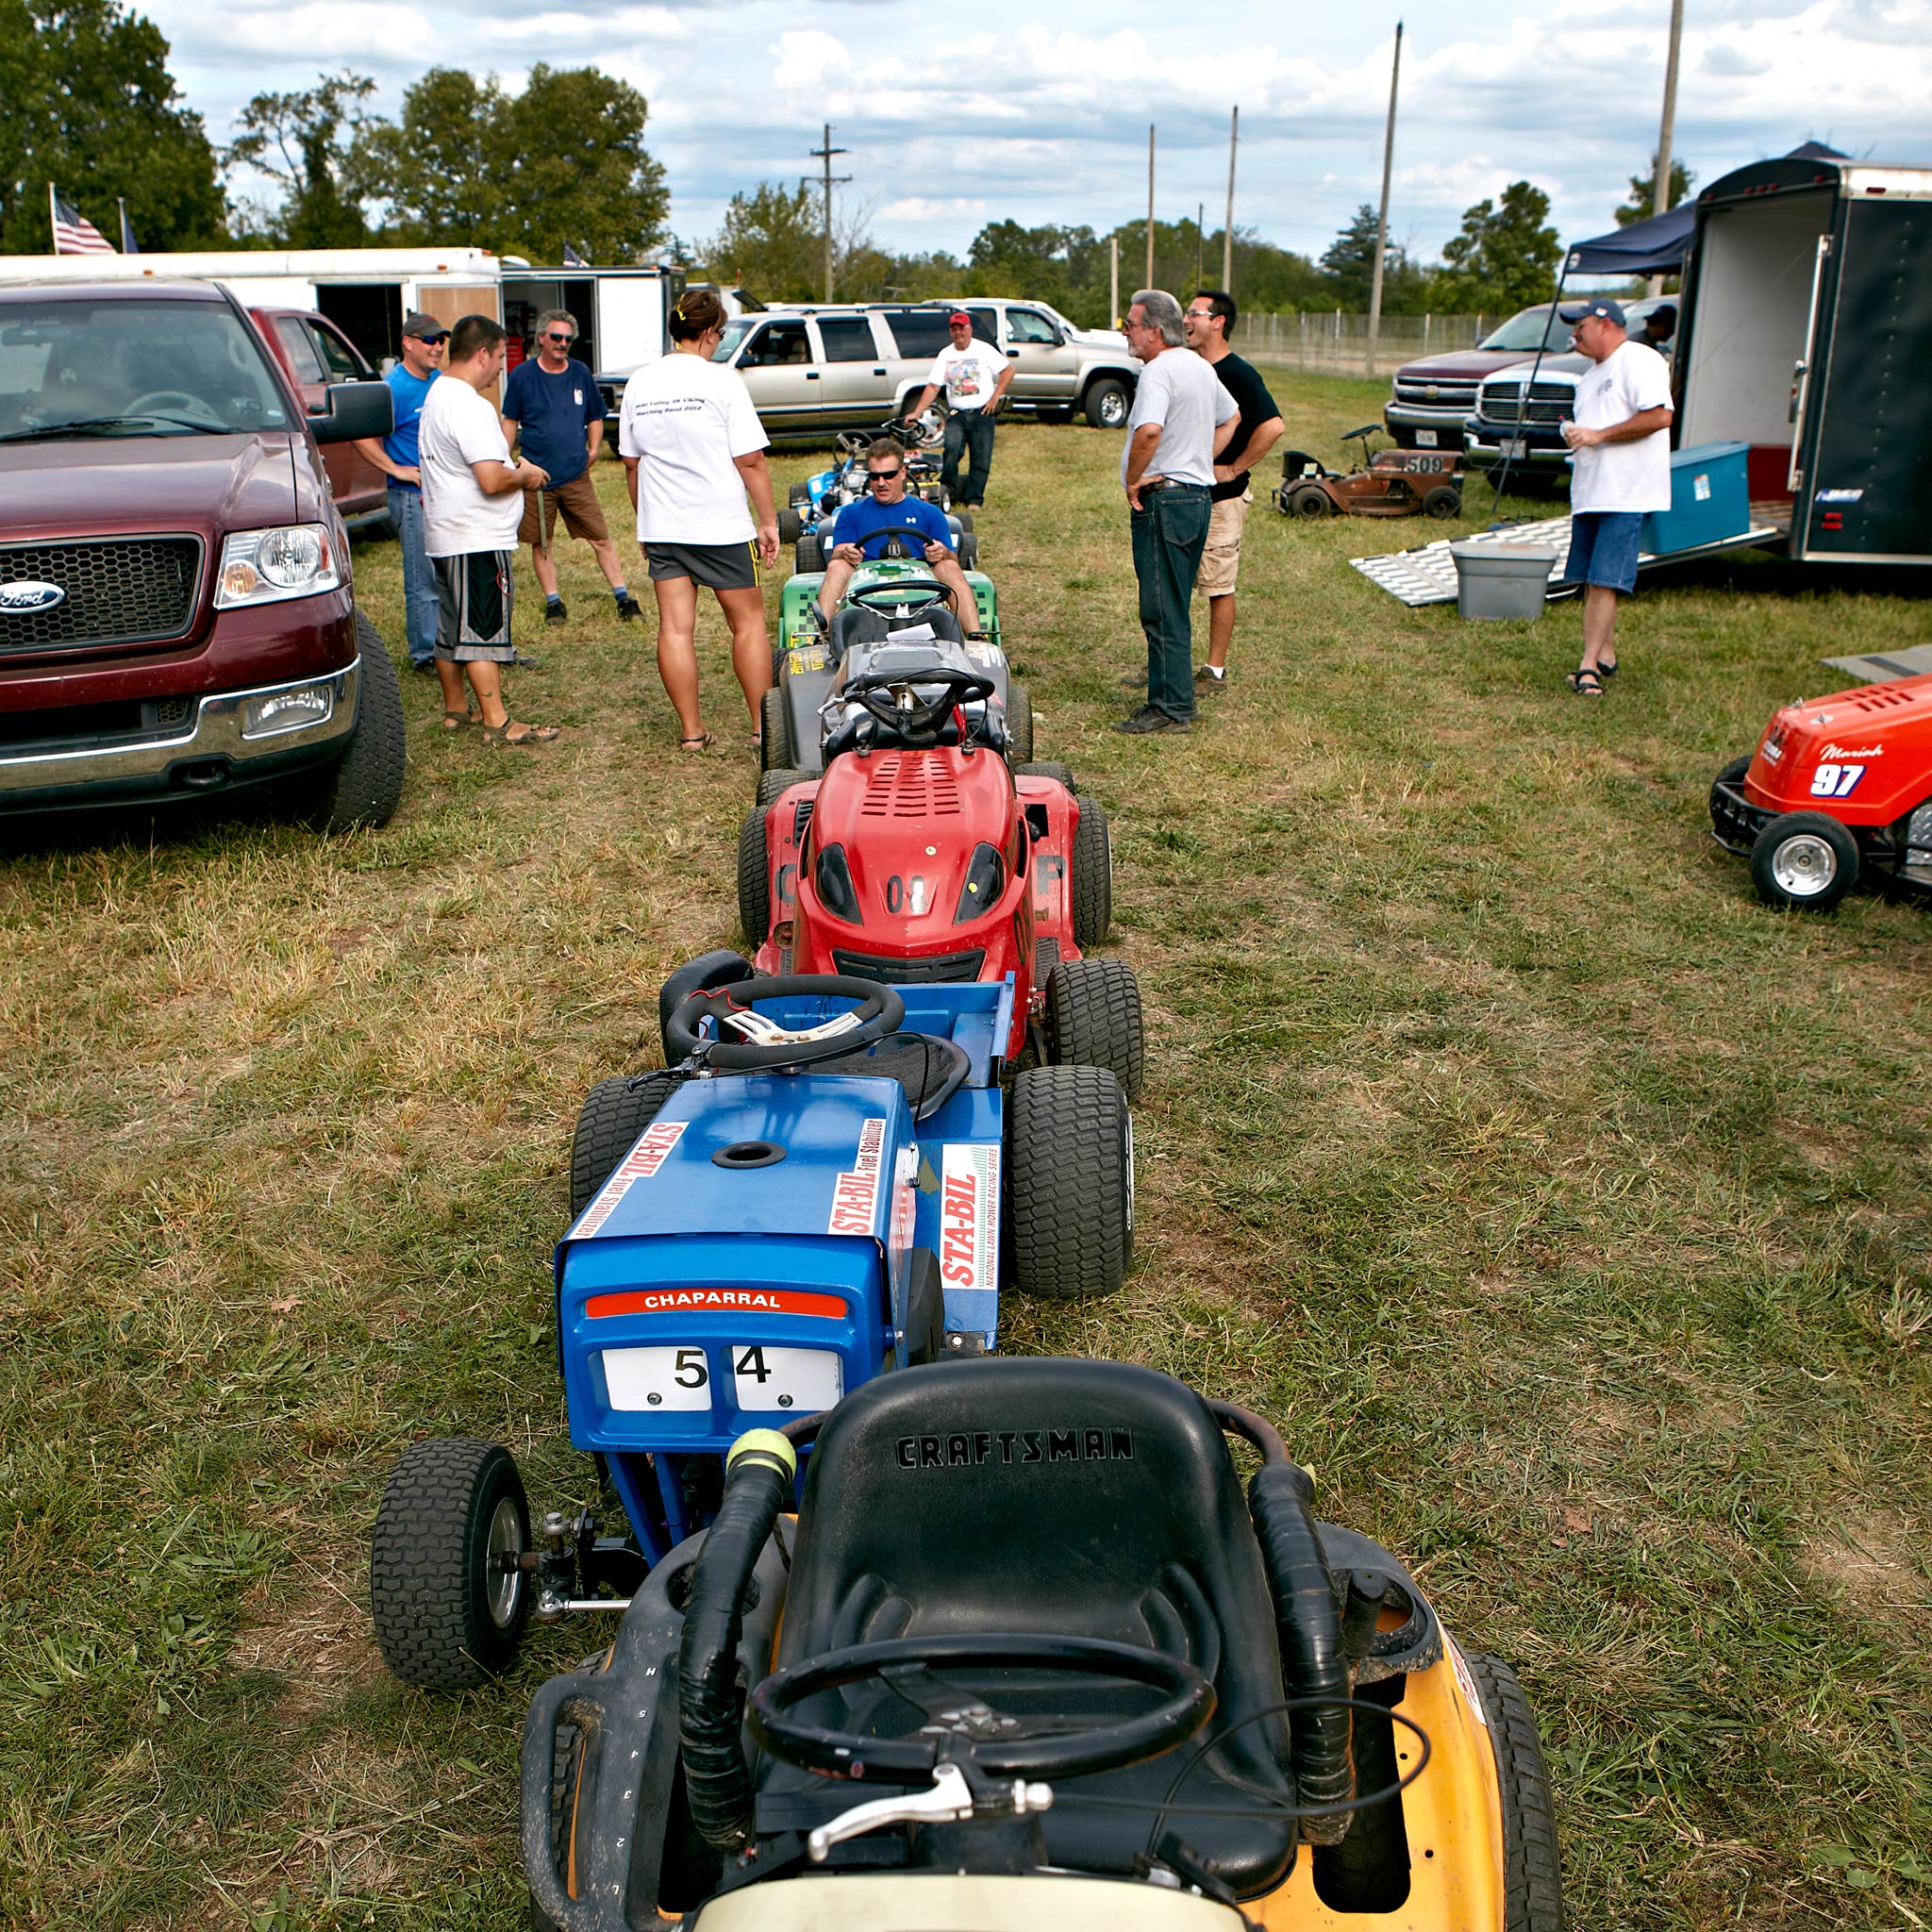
[1810,762,1865,798]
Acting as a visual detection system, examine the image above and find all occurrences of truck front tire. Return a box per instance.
[283,610,407,833]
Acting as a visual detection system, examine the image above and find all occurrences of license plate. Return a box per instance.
[731,1344,842,1414]
[1500,438,1527,459]
[1414,429,1438,447]
[602,1345,713,1411]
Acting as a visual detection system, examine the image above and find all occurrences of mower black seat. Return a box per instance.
[830,600,964,663]
[758,1358,1298,1896]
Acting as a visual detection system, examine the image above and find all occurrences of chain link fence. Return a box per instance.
[1238,312,1491,377]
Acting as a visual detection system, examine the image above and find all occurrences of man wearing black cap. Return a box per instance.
[353,311,445,672]
[903,312,1013,508]
[1556,296,1673,697]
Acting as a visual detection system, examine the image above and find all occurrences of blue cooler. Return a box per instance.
[1642,441,1750,555]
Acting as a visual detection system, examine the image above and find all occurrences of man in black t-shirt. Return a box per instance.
[1183,291,1283,692]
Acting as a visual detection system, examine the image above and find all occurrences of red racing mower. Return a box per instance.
[716,654,1142,1099]
[1709,671,1932,910]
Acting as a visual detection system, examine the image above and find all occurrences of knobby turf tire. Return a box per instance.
[1046,958,1145,1100]
[1006,1064,1132,1298]
[796,533,825,575]
[1004,681,1034,762]
[759,685,791,772]
[1462,1652,1566,1932]
[370,1439,529,1690]
[756,766,811,808]
[1423,486,1461,520]
[571,1073,679,1217]
[958,532,981,571]
[777,506,803,545]
[292,610,407,833]
[1013,759,1075,790]
[1070,793,1112,947]
[738,804,771,946]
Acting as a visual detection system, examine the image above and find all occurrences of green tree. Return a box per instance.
[1616,158,1694,225]
[1321,204,1389,308]
[347,67,500,244]
[225,71,374,246]
[1431,181,1560,314]
[487,65,667,261]
[0,0,225,253]
[703,182,823,302]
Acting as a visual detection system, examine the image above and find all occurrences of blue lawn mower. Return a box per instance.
[368,970,1132,1690]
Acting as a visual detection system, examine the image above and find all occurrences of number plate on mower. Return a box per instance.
[602,1345,713,1411]
[732,1344,842,1414]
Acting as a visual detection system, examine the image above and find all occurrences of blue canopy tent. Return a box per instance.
[1563,201,1696,277]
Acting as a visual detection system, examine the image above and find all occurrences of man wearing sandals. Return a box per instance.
[1557,298,1674,698]
[418,315,562,744]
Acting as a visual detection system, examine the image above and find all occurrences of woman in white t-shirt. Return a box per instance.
[617,290,778,753]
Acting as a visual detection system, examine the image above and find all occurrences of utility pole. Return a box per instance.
[809,123,850,303]
[1648,0,1685,294]
[1145,125,1156,292]
[1223,106,1239,292]
[1366,21,1403,376]
[1195,203,1205,291]
[1109,236,1119,328]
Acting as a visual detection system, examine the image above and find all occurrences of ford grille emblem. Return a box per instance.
[0,580,66,614]
[1424,385,1439,400]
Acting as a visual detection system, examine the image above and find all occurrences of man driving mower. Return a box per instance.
[812,437,980,633]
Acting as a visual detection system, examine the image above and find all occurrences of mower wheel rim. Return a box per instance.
[486,1496,525,1630]
[1772,833,1838,896]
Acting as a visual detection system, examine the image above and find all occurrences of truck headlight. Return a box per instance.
[215,525,341,608]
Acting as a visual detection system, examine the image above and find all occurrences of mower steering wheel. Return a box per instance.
[855,528,943,565]
[843,663,997,746]
[748,1631,1215,1782]
[663,973,904,1072]
[848,575,953,620]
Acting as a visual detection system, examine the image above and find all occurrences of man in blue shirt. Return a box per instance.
[352,311,445,671]
[816,439,976,630]
[502,307,639,627]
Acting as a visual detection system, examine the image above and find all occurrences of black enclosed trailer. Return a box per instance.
[1675,156,1932,567]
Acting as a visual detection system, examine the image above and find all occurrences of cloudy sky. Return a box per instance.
[149,0,1931,268]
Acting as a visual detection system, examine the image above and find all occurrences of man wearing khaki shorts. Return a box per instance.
[503,308,641,629]
[1185,291,1284,692]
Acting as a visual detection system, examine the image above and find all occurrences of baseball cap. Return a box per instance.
[1557,297,1625,329]
[948,310,972,325]
[401,310,448,341]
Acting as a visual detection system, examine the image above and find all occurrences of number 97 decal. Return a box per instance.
[1810,763,1865,798]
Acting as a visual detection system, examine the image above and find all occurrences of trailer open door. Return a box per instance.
[1791,192,1932,563]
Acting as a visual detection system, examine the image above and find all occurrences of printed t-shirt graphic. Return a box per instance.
[618,354,769,544]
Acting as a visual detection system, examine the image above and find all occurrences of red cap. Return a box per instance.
[948,311,971,326]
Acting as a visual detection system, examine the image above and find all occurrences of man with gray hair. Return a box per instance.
[502,306,640,628]
[1116,289,1239,735]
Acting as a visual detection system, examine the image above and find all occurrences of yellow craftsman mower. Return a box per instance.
[522,1359,1564,1930]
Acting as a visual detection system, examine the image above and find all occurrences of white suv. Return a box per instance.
[717,300,1139,435]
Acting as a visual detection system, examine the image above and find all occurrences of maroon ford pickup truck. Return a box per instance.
[0,278,406,831]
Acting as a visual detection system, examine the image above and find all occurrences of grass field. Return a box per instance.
[4,370,1930,1931]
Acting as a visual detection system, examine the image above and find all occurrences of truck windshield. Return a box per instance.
[0,299,292,441]
[712,320,756,363]
[1478,307,1574,353]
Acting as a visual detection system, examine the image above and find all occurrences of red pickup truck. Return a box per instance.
[0,278,406,831]
[249,306,390,525]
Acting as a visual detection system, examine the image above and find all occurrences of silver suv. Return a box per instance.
[714,299,1139,434]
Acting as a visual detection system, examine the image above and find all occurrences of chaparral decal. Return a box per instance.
[940,1142,1000,1294]
[574,1121,687,1238]
[827,1117,888,1236]
[587,1285,847,1319]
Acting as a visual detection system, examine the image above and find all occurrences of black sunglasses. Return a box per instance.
[869,467,905,481]
[542,331,575,343]
[411,332,448,345]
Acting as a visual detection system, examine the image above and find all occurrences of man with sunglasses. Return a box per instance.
[502,307,640,628]
[814,439,977,628]
[353,310,446,672]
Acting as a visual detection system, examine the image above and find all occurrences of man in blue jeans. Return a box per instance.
[353,311,445,672]
[1117,291,1239,735]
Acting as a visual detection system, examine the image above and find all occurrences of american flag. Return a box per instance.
[51,191,116,256]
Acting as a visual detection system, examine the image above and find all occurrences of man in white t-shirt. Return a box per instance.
[1115,290,1239,736]
[1556,297,1674,697]
[903,312,1014,508]
[617,286,778,753]
[417,313,560,744]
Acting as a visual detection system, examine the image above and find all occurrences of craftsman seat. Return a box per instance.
[756,1358,1299,1896]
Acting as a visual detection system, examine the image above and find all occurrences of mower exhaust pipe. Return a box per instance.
[677,1429,798,1853]
[1247,1461,1357,1844]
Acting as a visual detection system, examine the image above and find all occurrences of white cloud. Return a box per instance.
[882,197,990,221]
[479,7,686,42]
